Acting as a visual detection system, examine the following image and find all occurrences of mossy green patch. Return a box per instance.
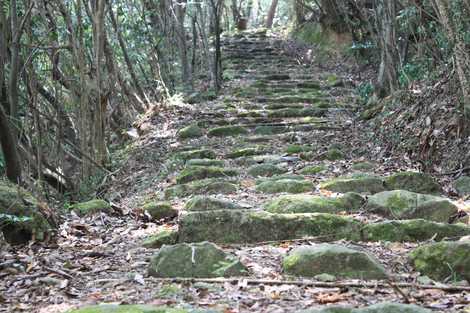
[351,161,375,171]
[454,176,470,196]
[164,179,238,199]
[320,174,385,194]
[142,229,178,248]
[283,244,387,279]
[186,159,224,167]
[285,145,314,154]
[256,179,313,194]
[142,202,178,220]
[148,242,247,278]
[178,210,362,244]
[384,172,441,194]
[267,107,323,118]
[207,126,248,137]
[365,190,458,222]
[175,149,216,161]
[361,219,470,242]
[299,164,327,175]
[178,124,203,139]
[176,166,238,184]
[72,199,111,216]
[67,305,197,313]
[247,164,287,177]
[226,147,267,159]
[184,196,243,211]
[265,193,364,214]
[409,241,470,281]
[0,181,52,244]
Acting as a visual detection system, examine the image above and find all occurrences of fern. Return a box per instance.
[0,213,32,229]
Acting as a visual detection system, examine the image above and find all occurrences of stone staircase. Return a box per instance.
[72,30,470,313]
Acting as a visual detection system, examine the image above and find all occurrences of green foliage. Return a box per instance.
[356,82,374,103]
[0,213,32,229]
[399,61,429,87]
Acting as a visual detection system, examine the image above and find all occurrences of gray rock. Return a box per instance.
[384,172,441,194]
[148,242,247,278]
[454,176,470,196]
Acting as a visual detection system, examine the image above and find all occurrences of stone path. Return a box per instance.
[5,30,469,313]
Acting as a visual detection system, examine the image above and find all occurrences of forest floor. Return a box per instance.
[1,30,470,313]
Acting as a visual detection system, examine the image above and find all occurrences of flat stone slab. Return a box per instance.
[283,244,388,279]
[299,302,431,313]
[142,229,178,248]
[148,242,247,278]
[320,174,385,194]
[454,176,470,196]
[265,193,364,214]
[186,159,225,167]
[384,172,441,194]
[247,164,287,177]
[164,179,238,199]
[409,241,470,281]
[361,219,470,242]
[207,126,248,137]
[176,166,238,184]
[256,179,314,194]
[178,210,361,244]
[184,196,244,211]
[175,149,217,161]
[365,190,458,222]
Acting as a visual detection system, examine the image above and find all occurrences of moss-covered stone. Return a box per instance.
[175,149,216,161]
[67,304,218,313]
[365,190,458,222]
[142,202,178,220]
[298,302,431,313]
[323,148,344,161]
[142,229,178,248]
[454,176,470,196]
[320,174,385,194]
[72,199,111,216]
[256,174,306,184]
[265,193,364,214]
[361,219,470,242]
[226,147,267,159]
[256,179,313,194]
[384,172,441,194]
[247,164,287,177]
[207,126,248,137]
[0,181,52,244]
[186,159,224,167]
[176,166,238,184]
[178,210,362,244]
[299,164,327,175]
[351,162,375,171]
[164,179,238,199]
[178,124,203,139]
[409,241,470,281]
[148,242,247,278]
[184,196,243,211]
[283,244,387,279]
[285,145,314,154]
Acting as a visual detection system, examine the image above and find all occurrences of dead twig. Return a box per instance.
[150,277,470,292]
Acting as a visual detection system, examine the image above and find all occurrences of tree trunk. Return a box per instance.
[0,103,22,183]
[376,0,398,96]
[266,0,278,28]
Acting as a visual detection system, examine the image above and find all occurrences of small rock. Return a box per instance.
[72,199,111,216]
[142,202,178,220]
[314,273,336,282]
[178,124,203,139]
[148,242,247,278]
[142,229,178,248]
[283,244,388,279]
